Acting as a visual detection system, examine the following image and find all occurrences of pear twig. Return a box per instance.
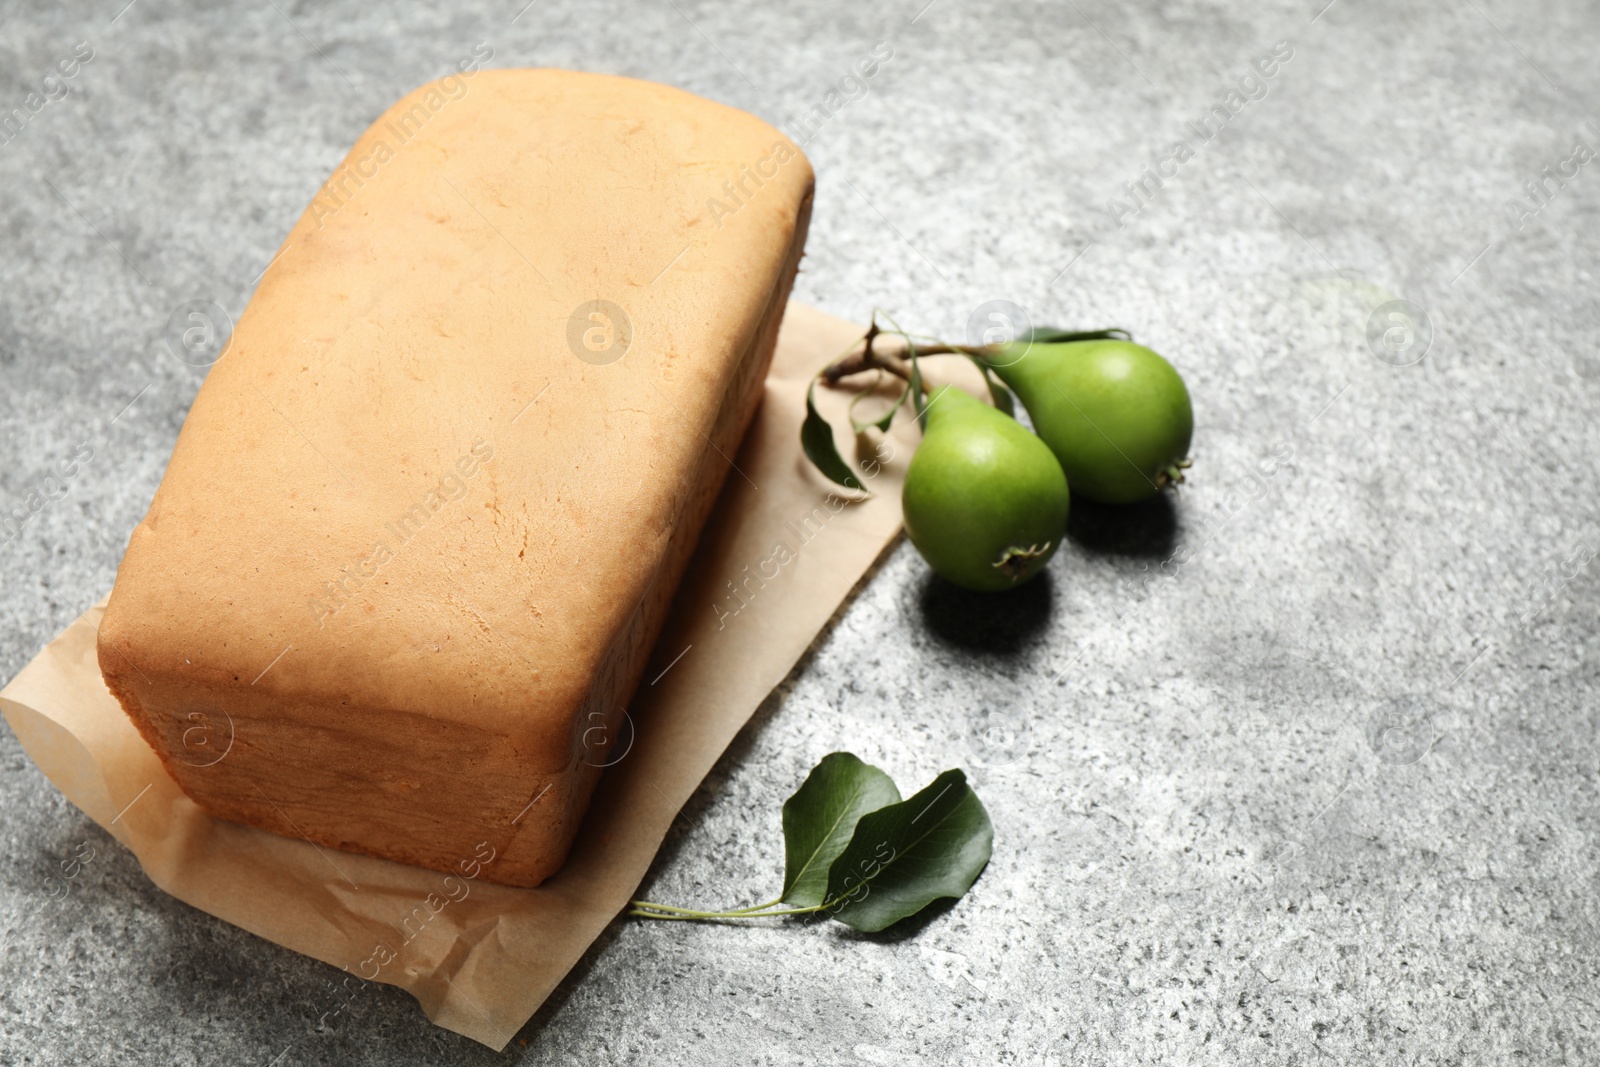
[821,319,980,387]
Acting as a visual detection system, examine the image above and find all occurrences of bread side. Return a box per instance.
[97,69,814,886]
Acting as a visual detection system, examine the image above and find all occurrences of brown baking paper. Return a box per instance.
[0,303,942,1051]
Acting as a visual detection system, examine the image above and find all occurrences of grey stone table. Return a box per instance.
[3,0,1597,1063]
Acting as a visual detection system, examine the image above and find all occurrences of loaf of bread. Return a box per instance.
[97,70,814,887]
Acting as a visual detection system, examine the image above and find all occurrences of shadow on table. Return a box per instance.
[916,568,1054,655]
[1064,492,1178,560]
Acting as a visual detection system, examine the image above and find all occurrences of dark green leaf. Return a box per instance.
[821,769,993,932]
[1020,326,1133,343]
[801,379,864,491]
[781,753,902,907]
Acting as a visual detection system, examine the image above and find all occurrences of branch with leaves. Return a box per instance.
[630,753,992,933]
[801,311,1132,494]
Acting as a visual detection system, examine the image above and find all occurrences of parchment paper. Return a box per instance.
[0,302,928,1051]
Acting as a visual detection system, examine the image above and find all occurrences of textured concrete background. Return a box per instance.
[2,0,1597,1063]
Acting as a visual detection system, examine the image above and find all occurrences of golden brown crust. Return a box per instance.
[97,69,814,886]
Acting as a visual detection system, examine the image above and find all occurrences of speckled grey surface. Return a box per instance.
[2,0,1598,1062]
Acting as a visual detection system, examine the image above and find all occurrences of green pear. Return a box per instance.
[902,385,1069,592]
[984,339,1193,505]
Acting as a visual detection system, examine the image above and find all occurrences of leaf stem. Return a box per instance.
[629,895,785,918]
[628,902,831,922]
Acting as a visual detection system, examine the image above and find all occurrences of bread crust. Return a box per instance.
[97,69,814,887]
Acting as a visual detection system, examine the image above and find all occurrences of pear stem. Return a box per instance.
[820,319,983,387]
[823,322,1135,386]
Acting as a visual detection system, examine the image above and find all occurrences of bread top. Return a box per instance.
[100,69,813,760]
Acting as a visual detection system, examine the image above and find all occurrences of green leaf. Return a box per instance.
[848,376,911,434]
[821,769,993,932]
[909,350,928,430]
[967,357,1015,416]
[780,753,902,907]
[801,378,864,491]
[1020,325,1133,343]
[987,373,1016,415]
